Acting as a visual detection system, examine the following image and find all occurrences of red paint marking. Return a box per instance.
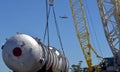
[13,47,22,57]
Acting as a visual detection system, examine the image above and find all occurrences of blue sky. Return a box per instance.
[0,0,113,72]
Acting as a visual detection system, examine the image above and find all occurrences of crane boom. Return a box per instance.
[69,0,102,71]
[97,0,120,65]
[97,0,120,71]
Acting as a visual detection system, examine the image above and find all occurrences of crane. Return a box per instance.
[69,0,103,71]
[97,0,120,71]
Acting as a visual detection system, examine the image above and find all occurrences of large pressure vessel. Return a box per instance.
[2,34,69,72]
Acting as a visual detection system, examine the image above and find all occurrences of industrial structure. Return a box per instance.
[70,0,120,72]
[97,0,120,71]
[1,0,120,72]
[2,34,69,72]
[1,0,69,72]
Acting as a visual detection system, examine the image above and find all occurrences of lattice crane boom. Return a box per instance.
[97,0,120,65]
[96,1,120,71]
[69,0,102,71]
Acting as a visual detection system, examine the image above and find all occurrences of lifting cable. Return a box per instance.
[52,6,65,56]
[43,0,65,56]
[43,0,51,46]
[85,0,103,57]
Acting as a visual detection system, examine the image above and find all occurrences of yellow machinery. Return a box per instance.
[69,0,102,71]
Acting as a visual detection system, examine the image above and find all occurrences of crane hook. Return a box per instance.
[49,0,54,6]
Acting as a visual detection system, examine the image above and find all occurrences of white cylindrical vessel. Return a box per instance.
[2,34,68,72]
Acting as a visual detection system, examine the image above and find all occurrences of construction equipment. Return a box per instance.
[70,61,83,72]
[97,0,120,71]
[69,0,103,71]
